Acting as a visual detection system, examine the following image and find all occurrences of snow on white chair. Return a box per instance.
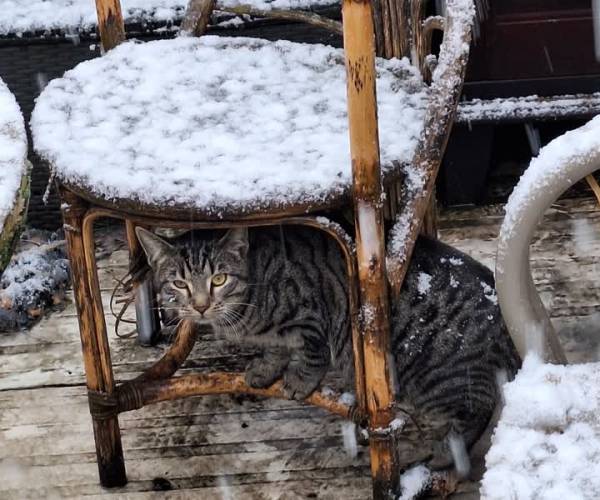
[30,0,475,496]
[0,78,30,274]
[485,118,600,497]
[495,117,600,364]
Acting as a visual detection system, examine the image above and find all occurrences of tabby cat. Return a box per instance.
[136,225,520,472]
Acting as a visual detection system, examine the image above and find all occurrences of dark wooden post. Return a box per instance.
[95,0,125,52]
[60,188,127,487]
[341,2,399,498]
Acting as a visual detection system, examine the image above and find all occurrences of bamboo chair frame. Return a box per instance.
[56,0,474,497]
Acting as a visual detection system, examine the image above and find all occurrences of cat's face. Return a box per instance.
[135,227,249,328]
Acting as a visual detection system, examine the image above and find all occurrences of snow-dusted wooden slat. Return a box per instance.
[456,93,600,125]
[218,3,342,33]
[386,0,475,295]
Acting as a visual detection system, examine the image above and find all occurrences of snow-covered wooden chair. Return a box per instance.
[0,78,30,273]
[30,0,474,496]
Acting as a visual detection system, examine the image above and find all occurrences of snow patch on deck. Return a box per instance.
[482,356,600,499]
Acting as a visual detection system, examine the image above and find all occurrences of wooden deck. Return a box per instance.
[1,198,599,499]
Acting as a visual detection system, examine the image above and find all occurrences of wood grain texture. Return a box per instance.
[60,188,127,487]
[342,1,398,497]
[222,5,343,34]
[387,0,473,297]
[94,0,125,52]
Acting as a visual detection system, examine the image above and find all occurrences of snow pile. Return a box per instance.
[0,78,27,234]
[32,36,428,214]
[481,356,600,499]
[0,230,69,332]
[0,0,338,36]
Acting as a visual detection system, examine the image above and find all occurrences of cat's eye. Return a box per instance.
[173,280,188,290]
[211,273,227,287]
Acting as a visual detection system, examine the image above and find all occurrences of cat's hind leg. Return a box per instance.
[245,347,289,389]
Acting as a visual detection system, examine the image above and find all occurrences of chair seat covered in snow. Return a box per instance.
[0,78,30,271]
[32,36,428,218]
[31,0,476,497]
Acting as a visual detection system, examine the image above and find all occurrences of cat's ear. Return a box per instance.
[217,227,248,260]
[135,227,175,271]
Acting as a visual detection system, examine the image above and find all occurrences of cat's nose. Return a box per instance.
[194,303,210,314]
[193,296,210,314]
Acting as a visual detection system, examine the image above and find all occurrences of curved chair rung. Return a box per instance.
[112,372,362,421]
[495,119,600,364]
[134,320,198,381]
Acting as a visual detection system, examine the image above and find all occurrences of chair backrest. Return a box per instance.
[94,0,441,79]
[93,0,216,51]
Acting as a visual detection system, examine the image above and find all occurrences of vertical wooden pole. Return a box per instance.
[342,2,399,498]
[60,188,127,487]
[95,0,125,52]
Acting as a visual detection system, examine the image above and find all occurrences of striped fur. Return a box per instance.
[137,226,520,472]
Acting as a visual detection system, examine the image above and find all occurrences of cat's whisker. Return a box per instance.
[217,315,240,340]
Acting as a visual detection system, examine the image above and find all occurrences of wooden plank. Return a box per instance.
[457,93,600,124]
[1,471,372,500]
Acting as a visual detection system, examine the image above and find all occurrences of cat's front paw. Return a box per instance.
[245,359,283,389]
[282,370,320,400]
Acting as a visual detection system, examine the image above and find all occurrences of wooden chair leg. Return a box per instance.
[125,220,160,346]
[60,188,127,488]
[342,0,400,496]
